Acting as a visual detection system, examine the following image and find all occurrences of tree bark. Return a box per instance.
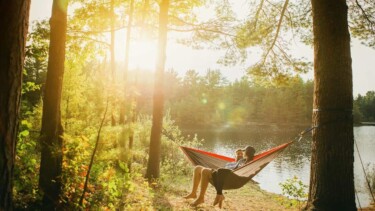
[305,0,356,210]
[145,0,169,180]
[0,1,31,209]
[38,0,68,209]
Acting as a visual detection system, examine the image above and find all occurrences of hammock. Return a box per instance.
[180,141,293,178]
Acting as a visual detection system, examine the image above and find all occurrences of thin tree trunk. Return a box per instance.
[0,1,31,209]
[110,0,116,80]
[305,0,356,210]
[39,0,68,209]
[119,0,134,125]
[79,99,109,206]
[145,0,169,180]
[127,68,140,172]
[110,0,117,126]
[123,0,135,172]
[65,96,70,131]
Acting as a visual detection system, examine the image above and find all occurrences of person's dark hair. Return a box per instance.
[243,146,255,160]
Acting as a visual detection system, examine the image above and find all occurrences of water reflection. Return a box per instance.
[181,126,375,207]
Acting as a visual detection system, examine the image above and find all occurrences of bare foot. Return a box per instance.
[183,193,197,199]
[190,197,204,206]
[213,194,225,208]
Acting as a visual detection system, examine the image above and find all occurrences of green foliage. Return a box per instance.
[279,176,308,209]
[14,102,201,209]
[165,71,313,127]
[22,81,40,95]
[348,0,375,48]
[160,112,202,177]
[23,20,49,108]
[354,91,375,123]
[14,106,43,209]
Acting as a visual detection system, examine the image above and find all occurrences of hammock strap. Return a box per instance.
[296,108,353,140]
[355,187,362,211]
[355,138,375,205]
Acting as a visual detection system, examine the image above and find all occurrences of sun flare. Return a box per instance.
[115,38,157,71]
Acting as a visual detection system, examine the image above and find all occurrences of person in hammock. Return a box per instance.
[183,146,256,208]
[224,148,244,169]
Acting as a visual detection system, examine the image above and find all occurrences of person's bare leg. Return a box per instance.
[191,168,212,206]
[183,166,203,199]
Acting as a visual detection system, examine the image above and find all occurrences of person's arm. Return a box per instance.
[233,158,245,169]
[224,162,236,169]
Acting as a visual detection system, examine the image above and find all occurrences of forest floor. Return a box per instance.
[121,174,303,211]
[121,174,375,211]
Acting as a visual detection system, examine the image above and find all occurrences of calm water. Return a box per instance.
[182,125,375,208]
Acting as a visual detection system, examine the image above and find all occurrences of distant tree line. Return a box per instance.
[354,91,375,123]
[163,70,314,127]
[140,70,374,127]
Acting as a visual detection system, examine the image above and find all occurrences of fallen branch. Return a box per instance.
[79,98,109,206]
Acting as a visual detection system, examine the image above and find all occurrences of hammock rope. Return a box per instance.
[355,187,362,211]
[355,138,375,205]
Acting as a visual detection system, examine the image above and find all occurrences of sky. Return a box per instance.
[29,0,375,96]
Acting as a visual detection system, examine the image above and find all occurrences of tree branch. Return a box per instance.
[261,0,289,65]
[354,0,375,32]
[168,14,237,36]
[68,25,129,34]
[168,26,236,37]
[253,0,265,30]
[79,98,109,206]
[275,43,294,67]
[68,35,110,47]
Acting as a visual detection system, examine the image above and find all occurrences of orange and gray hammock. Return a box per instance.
[180,141,293,179]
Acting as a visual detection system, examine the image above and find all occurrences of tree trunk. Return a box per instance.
[0,1,31,209]
[119,0,134,125]
[39,0,68,209]
[110,0,115,80]
[110,0,117,126]
[145,0,169,180]
[305,0,356,210]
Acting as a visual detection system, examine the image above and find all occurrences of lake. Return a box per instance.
[181,125,375,208]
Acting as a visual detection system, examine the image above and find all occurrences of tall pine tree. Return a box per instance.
[38,0,68,209]
[306,0,356,209]
[0,1,31,209]
[145,0,169,180]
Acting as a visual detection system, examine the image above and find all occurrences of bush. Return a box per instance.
[279,176,308,209]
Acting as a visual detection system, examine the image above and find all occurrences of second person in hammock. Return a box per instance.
[183,146,256,208]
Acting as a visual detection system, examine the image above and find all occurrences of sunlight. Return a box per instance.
[130,40,157,70]
[115,37,158,71]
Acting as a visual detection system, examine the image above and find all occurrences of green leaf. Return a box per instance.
[19,130,30,137]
